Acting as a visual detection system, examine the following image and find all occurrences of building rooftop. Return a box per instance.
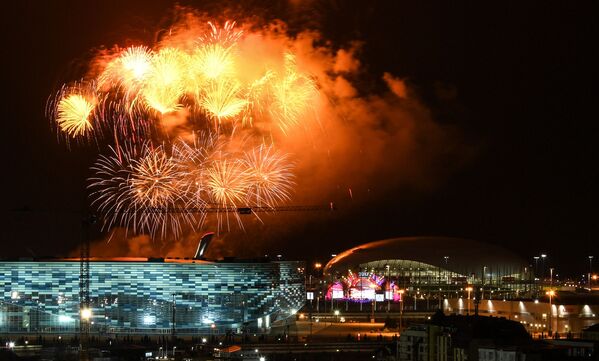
[325,236,526,275]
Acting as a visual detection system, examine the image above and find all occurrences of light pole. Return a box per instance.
[589,256,594,290]
[444,256,449,286]
[534,256,540,296]
[482,266,487,300]
[546,290,555,336]
[466,287,473,315]
[541,254,547,282]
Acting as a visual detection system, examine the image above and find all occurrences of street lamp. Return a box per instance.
[465,286,473,315]
[80,308,92,320]
[541,254,547,282]
[546,290,555,336]
[482,266,487,300]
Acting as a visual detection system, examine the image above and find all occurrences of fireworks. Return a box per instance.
[50,19,319,238]
[56,94,96,137]
[270,53,318,133]
[200,79,248,122]
[99,46,153,92]
[130,146,182,208]
[199,21,243,47]
[142,48,188,114]
[189,44,236,81]
[243,145,294,207]
[89,144,197,239]
[50,82,99,139]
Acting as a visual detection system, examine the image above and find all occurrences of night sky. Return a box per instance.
[2,1,598,276]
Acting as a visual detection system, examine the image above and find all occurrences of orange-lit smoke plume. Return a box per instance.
[79,8,466,258]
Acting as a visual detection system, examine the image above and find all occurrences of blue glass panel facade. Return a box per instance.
[0,260,305,334]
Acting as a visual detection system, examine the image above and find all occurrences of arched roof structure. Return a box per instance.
[324,237,527,277]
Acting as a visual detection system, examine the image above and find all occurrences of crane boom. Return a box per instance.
[115,203,336,215]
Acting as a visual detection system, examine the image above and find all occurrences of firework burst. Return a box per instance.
[50,18,319,238]
[243,145,295,207]
[49,82,100,139]
[172,133,220,209]
[205,158,250,207]
[142,48,188,114]
[200,79,248,123]
[89,144,198,239]
[189,44,236,82]
[99,46,153,92]
[269,53,318,133]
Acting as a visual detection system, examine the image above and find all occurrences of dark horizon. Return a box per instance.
[2,1,598,277]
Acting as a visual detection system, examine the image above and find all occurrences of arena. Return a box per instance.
[323,237,533,301]
[0,258,305,335]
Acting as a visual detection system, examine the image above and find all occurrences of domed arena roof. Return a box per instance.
[324,237,527,276]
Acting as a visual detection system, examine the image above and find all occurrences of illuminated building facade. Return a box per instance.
[0,258,305,334]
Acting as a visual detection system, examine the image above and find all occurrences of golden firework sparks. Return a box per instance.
[142,48,188,114]
[270,53,318,133]
[56,93,96,138]
[243,145,295,207]
[201,79,248,123]
[189,44,236,81]
[206,158,249,207]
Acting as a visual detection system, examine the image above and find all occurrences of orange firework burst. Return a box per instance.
[51,17,323,238]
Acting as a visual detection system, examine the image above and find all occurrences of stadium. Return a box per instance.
[323,237,533,302]
[0,257,305,335]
